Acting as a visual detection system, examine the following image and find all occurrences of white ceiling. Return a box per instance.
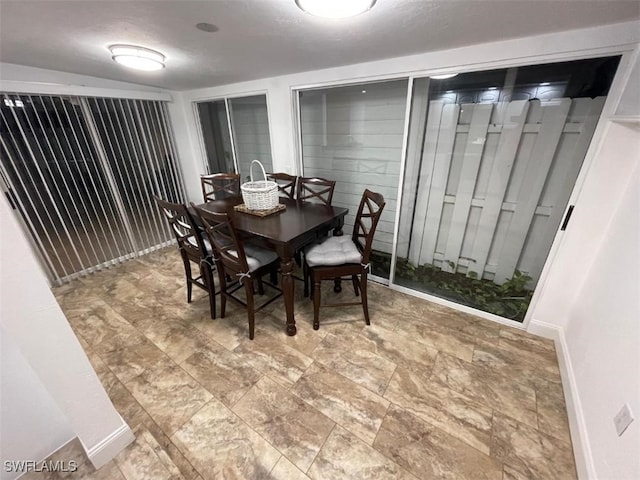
[0,0,638,91]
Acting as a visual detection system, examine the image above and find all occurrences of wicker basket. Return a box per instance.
[241,160,279,211]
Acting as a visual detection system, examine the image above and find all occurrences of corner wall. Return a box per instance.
[0,196,134,471]
[528,42,640,478]
[564,122,639,480]
[0,329,74,480]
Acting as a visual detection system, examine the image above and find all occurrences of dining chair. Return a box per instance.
[191,204,282,340]
[200,173,241,202]
[303,189,386,330]
[154,196,218,319]
[296,176,336,206]
[267,172,297,199]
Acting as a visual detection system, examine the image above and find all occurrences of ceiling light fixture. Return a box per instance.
[109,45,165,71]
[431,73,459,80]
[295,0,376,18]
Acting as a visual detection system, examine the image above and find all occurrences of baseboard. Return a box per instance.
[82,421,135,469]
[528,319,596,480]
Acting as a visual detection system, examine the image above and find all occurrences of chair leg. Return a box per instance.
[269,270,278,286]
[218,268,227,318]
[303,261,309,297]
[245,278,256,340]
[257,276,265,295]
[352,274,360,297]
[182,253,193,303]
[361,271,370,325]
[202,263,216,319]
[313,273,321,330]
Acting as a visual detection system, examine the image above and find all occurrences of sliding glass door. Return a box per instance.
[296,56,620,323]
[228,95,273,181]
[196,94,274,179]
[196,100,235,174]
[298,80,409,279]
[394,56,620,321]
[0,93,185,284]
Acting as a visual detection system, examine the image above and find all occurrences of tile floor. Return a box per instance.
[31,248,576,479]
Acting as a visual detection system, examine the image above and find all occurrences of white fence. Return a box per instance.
[398,97,605,285]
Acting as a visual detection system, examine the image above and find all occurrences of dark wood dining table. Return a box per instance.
[196,196,348,336]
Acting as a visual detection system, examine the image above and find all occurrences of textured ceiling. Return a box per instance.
[0,0,638,91]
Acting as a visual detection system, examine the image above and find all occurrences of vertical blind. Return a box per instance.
[0,93,185,284]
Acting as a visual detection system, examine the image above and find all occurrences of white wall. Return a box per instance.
[0,194,134,470]
[0,329,74,480]
[0,62,170,100]
[563,122,639,480]
[532,119,640,480]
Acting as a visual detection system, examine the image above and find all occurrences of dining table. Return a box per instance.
[196,196,348,336]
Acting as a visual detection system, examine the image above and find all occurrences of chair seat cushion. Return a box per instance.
[305,236,362,267]
[187,235,212,253]
[229,245,278,272]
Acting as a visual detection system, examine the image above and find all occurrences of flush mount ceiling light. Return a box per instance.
[431,73,459,80]
[295,0,376,18]
[109,45,165,71]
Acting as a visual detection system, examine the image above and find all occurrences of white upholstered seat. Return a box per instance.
[243,245,279,272]
[305,236,362,267]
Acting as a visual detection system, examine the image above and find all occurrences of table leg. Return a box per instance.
[281,257,297,336]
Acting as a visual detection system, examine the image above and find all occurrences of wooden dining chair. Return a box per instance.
[191,204,282,340]
[267,172,297,200]
[200,173,241,202]
[296,176,336,206]
[154,196,218,319]
[303,189,386,330]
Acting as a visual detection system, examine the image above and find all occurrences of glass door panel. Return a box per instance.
[228,95,273,181]
[394,56,620,321]
[1,94,130,278]
[196,100,235,173]
[299,80,409,279]
[86,98,180,251]
[1,93,185,284]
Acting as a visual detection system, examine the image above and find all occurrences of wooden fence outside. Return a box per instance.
[398,97,605,286]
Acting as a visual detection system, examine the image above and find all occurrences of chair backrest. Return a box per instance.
[191,204,250,276]
[200,173,241,202]
[296,177,336,206]
[352,189,386,265]
[154,196,208,260]
[267,172,297,200]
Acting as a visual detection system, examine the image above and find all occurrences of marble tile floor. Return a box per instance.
[29,247,576,479]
